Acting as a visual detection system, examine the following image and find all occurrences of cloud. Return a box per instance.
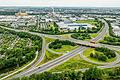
[0,0,119,7]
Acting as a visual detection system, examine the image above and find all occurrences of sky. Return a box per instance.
[0,0,120,7]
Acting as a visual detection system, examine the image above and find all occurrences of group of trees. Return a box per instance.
[83,67,104,80]
[49,39,76,49]
[2,27,42,50]
[105,20,119,38]
[102,36,120,46]
[31,18,103,35]
[32,22,60,35]
[0,27,42,73]
[90,47,116,61]
[41,22,60,35]
[71,33,91,40]
[87,18,104,33]
[70,19,104,34]
[0,47,35,71]
[107,67,120,79]
[13,67,105,80]
[90,52,108,61]
[13,67,120,80]
[101,19,120,46]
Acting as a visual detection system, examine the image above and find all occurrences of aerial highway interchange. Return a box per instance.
[0,18,120,80]
[0,7,120,80]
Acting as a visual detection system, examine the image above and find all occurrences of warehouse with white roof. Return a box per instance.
[57,22,94,31]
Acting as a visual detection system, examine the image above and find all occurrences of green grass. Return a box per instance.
[51,45,79,53]
[60,34,71,39]
[37,50,62,66]
[50,54,98,72]
[39,37,61,65]
[116,51,120,55]
[48,22,55,30]
[91,33,98,38]
[45,37,55,43]
[99,33,110,42]
[83,48,117,63]
[74,20,97,25]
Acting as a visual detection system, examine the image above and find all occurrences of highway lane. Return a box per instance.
[91,19,109,42]
[13,46,87,78]
[32,37,46,67]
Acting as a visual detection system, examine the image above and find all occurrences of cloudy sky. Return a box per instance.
[0,0,120,7]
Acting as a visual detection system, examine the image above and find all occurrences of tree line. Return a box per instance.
[14,66,120,80]
[71,33,91,40]
[49,39,76,49]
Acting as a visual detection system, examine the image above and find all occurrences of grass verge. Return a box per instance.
[37,50,62,66]
[83,48,117,63]
[51,45,79,53]
[50,54,98,72]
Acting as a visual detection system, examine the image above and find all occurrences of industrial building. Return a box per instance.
[57,22,94,31]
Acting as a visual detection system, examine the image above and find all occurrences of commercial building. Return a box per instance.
[57,22,94,31]
[112,25,120,36]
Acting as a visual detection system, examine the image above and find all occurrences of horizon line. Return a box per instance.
[0,6,120,8]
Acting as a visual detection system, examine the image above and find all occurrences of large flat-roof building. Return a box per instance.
[57,22,94,31]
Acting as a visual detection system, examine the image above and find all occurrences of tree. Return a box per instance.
[73,28,77,32]
[78,27,81,32]
[83,67,104,80]
[98,54,108,61]
[90,53,94,57]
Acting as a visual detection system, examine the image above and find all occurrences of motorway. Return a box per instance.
[1,19,120,80]
[14,46,87,77]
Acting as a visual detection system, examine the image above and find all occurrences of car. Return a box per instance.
[90,41,96,44]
